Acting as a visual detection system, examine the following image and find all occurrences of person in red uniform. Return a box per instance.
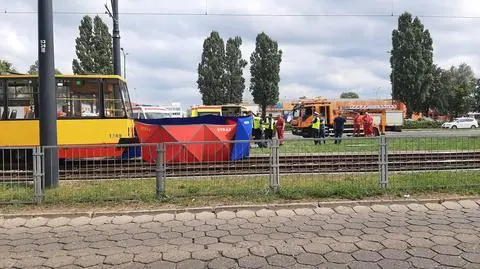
[363,112,374,136]
[353,112,363,137]
[275,114,285,145]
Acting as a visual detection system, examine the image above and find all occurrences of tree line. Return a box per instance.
[391,12,480,118]
[0,59,62,75]
[197,31,282,117]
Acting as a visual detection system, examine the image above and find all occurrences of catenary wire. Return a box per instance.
[2,9,480,19]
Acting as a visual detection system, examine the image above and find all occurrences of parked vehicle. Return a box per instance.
[188,104,249,117]
[133,105,171,119]
[441,117,479,129]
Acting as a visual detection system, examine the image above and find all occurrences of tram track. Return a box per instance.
[1,151,480,181]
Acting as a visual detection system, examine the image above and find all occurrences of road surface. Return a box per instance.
[388,129,480,137]
[284,128,480,140]
[1,200,480,268]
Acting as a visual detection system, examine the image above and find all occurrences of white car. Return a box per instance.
[441,117,479,129]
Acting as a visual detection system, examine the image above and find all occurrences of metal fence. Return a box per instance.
[0,147,37,204]
[42,143,158,204]
[1,133,480,204]
[158,140,271,200]
[385,133,480,192]
[273,136,382,199]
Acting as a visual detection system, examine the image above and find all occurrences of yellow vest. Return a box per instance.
[253,117,261,129]
[264,118,274,130]
[312,117,320,129]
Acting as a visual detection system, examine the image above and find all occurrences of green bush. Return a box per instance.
[402,120,445,129]
[285,123,292,131]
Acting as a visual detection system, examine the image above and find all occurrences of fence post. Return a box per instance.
[270,138,280,192]
[32,147,44,204]
[275,137,280,190]
[156,143,166,199]
[379,135,388,188]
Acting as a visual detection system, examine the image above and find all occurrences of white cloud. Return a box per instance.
[437,55,480,73]
[0,26,29,59]
[280,83,317,100]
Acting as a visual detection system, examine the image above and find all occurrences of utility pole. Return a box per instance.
[106,0,121,76]
[38,0,58,188]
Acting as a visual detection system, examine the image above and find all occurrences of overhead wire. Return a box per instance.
[2,9,480,19]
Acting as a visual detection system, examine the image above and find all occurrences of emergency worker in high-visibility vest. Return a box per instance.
[263,114,275,140]
[252,113,262,141]
[311,112,321,144]
[318,113,326,144]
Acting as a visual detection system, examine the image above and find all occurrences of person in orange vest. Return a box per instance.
[353,112,363,137]
[363,112,374,136]
[275,114,285,145]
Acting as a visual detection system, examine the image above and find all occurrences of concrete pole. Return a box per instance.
[112,0,121,76]
[38,0,58,188]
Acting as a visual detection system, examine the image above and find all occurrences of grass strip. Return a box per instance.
[1,171,479,206]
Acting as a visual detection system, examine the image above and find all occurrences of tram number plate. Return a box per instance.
[109,133,122,139]
[40,40,46,53]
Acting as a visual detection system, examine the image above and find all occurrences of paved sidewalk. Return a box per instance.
[1,200,480,268]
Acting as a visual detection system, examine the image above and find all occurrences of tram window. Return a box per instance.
[120,81,133,118]
[6,79,38,119]
[56,79,101,118]
[56,80,70,117]
[104,80,126,118]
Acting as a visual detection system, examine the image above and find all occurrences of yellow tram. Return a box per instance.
[0,74,137,158]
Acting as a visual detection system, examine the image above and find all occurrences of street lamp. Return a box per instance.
[120,47,128,79]
[374,87,381,99]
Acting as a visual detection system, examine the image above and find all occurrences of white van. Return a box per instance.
[132,106,172,119]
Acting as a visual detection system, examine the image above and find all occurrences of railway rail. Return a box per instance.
[1,151,479,181]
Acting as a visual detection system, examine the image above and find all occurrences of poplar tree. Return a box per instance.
[250,32,282,117]
[72,15,113,74]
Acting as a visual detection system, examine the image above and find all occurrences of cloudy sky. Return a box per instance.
[1,0,480,109]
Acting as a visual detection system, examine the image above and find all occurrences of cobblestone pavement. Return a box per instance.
[1,200,480,268]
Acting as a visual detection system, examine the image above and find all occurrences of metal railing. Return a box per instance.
[158,139,272,200]
[0,133,479,204]
[0,147,36,204]
[385,133,480,192]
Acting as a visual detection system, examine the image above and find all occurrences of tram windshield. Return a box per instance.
[0,75,132,120]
